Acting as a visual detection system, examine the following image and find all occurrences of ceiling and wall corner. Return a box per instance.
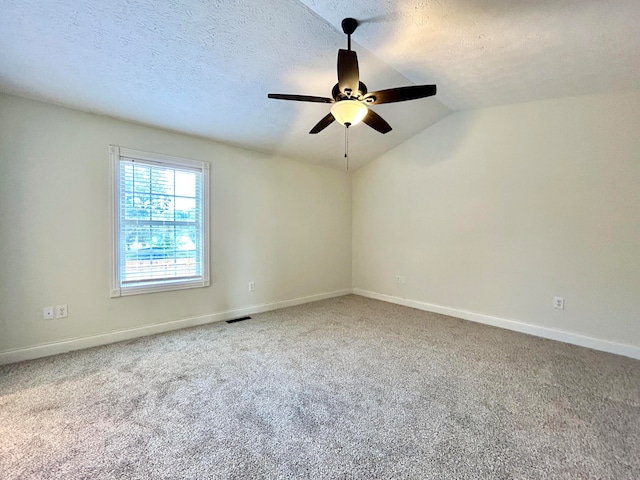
[1,0,639,170]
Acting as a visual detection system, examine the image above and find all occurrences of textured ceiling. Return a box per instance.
[301,0,640,110]
[1,1,639,169]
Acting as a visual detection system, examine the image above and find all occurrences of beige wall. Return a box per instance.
[353,90,640,348]
[2,89,639,359]
[0,94,352,354]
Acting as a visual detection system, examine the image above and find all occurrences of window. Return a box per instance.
[110,146,209,297]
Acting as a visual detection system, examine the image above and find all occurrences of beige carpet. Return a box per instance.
[1,295,639,479]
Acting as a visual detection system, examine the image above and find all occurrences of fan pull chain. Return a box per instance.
[344,126,349,170]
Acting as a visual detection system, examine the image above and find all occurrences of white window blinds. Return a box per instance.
[110,146,209,297]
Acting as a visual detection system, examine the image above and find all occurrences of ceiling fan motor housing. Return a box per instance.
[332,82,368,101]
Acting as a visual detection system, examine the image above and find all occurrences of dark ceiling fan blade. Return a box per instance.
[337,49,359,96]
[309,113,336,134]
[268,93,333,103]
[362,109,392,134]
[363,85,436,105]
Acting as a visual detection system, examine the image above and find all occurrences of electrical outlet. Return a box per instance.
[43,306,54,320]
[55,304,68,318]
[248,281,255,292]
[553,296,565,310]
[396,275,406,285]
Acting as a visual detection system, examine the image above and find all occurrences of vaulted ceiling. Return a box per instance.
[1,0,639,169]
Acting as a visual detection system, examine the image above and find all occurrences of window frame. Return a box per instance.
[110,145,210,297]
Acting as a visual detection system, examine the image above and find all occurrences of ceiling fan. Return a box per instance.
[268,17,437,135]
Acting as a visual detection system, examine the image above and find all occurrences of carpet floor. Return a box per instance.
[1,295,639,479]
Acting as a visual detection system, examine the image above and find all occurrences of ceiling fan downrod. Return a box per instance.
[341,18,358,51]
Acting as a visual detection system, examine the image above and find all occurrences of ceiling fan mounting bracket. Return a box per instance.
[341,18,358,36]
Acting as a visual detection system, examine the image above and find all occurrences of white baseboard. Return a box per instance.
[0,289,351,365]
[352,289,640,360]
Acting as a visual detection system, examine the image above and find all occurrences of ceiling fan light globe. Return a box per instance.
[331,100,368,127]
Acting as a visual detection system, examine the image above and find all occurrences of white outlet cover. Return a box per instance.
[553,296,565,310]
[43,306,54,319]
[55,304,68,318]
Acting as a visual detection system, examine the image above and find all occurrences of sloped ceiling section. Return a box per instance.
[302,0,640,109]
[1,1,639,169]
